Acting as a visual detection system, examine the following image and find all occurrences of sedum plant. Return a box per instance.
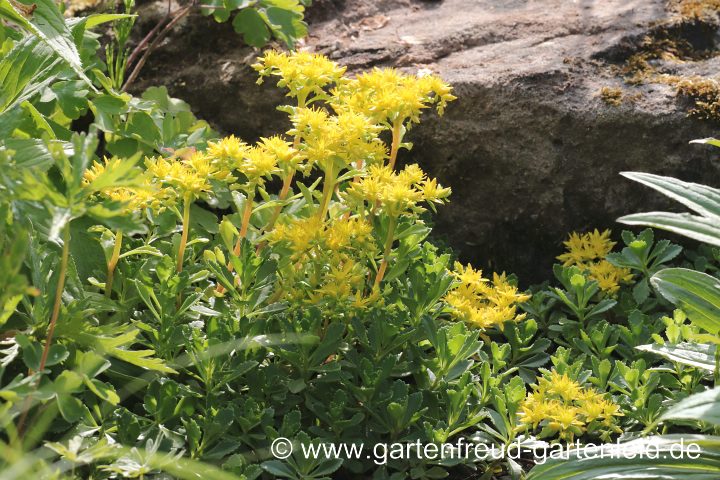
[518,369,623,443]
[0,49,539,479]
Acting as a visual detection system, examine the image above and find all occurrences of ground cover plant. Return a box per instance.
[2,1,720,479]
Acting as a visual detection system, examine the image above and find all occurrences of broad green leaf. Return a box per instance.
[661,387,720,425]
[651,268,720,334]
[620,172,720,219]
[49,80,90,120]
[213,6,231,22]
[691,137,720,148]
[85,378,120,405]
[124,111,162,146]
[637,342,716,371]
[619,212,720,248]
[232,8,270,47]
[261,460,296,477]
[141,86,191,114]
[16,335,68,370]
[52,370,84,393]
[75,350,111,378]
[264,6,306,48]
[56,393,85,422]
[526,434,720,480]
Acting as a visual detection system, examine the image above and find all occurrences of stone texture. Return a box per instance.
[133,0,720,284]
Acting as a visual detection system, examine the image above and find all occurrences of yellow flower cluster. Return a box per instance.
[206,135,247,167]
[269,215,378,307]
[138,135,288,202]
[205,135,286,186]
[258,135,303,174]
[271,215,374,259]
[346,164,451,217]
[557,229,633,294]
[331,67,456,126]
[444,262,530,330]
[289,107,385,172]
[518,370,623,442]
[252,50,347,103]
[144,150,232,197]
[82,157,166,212]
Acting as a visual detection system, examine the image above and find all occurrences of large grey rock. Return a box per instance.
[134,0,720,283]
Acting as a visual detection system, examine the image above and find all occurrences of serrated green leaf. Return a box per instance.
[6,0,93,87]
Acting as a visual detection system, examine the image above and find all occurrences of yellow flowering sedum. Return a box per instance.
[258,135,302,174]
[238,145,281,184]
[518,370,623,442]
[269,215,377,308]
[444,262,530,330]
[346,164,451,217]
[83,157,166,212]
[331,67,456,126]
[252,50,346,104]
[557,229,615,265]
[206,135,247,166]
[145,153,216,197]
[196,52,458,305]
[289,107,385,173]
[557,229,633,294]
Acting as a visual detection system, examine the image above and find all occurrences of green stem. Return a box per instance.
[216,192,254,294]
[177,193,192,274]
[374,216,398,287]
[238,194,254,241]
[17,223,71,435]
[267,171,294,233]
[40,224,70,373]
[105,229,123,298]
[388,120,403,170]
[317,163,336,220]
